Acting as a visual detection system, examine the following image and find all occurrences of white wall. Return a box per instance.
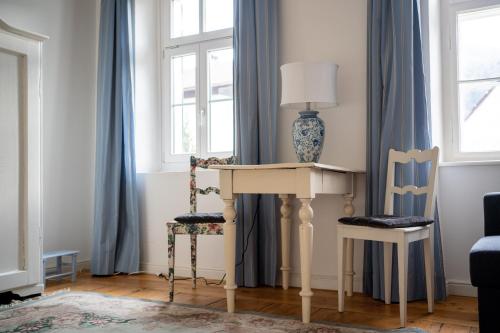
[0,0,98,267]
[439,164,500,296]
[135,0,162,173]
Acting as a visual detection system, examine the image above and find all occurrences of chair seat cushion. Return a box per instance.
[338,215,434,228]
[470,236,500,288]
[174,212,225,224]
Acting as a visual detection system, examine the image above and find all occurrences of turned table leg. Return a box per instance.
[344,194,355,297]
[279,194,291,290]
[298,198,314,323]
[223,198,237,313]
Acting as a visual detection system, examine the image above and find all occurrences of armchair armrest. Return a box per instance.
[484,193,500,236]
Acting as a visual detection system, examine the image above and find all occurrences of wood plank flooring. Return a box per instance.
[44,272,478,332]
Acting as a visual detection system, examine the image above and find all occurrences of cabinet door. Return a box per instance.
[0,31,42,293]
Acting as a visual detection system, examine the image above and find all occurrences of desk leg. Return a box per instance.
[344,194,355,297]
[299,198,314,323]
[223,198,237,313]
[279,194,291,290]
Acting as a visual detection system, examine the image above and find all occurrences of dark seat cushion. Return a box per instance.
[338,215,434,228]
[470,236,500,288]
[174,212,225,224]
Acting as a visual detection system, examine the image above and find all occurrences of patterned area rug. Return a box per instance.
[0,292,427,333]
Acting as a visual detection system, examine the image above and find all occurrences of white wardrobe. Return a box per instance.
[0,19,47,296]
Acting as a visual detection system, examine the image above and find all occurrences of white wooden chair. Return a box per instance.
[337,147,439,327]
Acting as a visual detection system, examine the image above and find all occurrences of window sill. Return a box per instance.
[137,167,219,175]
[440,160,500,167]
[137,170,187,175]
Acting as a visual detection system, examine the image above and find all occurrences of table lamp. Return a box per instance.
[280,62,338,163]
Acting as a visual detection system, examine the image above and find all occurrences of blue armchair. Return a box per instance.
[470,193,500,332]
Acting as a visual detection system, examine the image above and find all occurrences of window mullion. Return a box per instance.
[198,0,201,35]
[199,44,208,158]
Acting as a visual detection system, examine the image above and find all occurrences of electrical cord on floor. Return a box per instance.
[158,196,261,286]
[157,273,226,286]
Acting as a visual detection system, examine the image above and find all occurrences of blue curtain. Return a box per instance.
[233,0,279,287]
[364,0,446,301]
[92,0,140,275]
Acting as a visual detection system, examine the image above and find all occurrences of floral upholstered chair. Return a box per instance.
[166,155,237,302]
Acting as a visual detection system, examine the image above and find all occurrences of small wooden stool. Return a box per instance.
[42,250,79,284]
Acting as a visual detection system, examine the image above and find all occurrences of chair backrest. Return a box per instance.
[190,155,237,213]
[384,147,439,218]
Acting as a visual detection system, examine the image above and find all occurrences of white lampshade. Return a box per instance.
[280,62,338,109]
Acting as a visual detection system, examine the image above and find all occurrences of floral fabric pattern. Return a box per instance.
[0,292,424,333]
[166,221,225,302]
[167,155,236,302]
[190,155,236,213]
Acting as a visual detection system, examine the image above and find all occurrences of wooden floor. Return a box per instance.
[45,272,478,332]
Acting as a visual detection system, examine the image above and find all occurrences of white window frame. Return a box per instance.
[442,0,500,162]
[160,0,233,168]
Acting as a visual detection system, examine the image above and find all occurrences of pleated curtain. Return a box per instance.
[364,0,447,301]
[233,0,279,287]
[92,0,140,275]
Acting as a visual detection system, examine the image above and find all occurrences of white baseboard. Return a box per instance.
[77,260,91,272]
[45,259,90,273]
[447,280,477,297]
[139,262,362,291]
[139,262,477,298]
[288,272,363,292]
[140,262,226,280]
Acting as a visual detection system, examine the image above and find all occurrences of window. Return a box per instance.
[162,0,234,165]
[444,0,500,161]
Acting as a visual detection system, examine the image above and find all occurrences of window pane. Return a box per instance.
[459,80,500,152]
[209,100,233,152]
[171,0,199,38]
[458,8,500,81]
[171,53,196,105]
[207,47,233,152]
[204,0,233,32]
[172,104,197,154]
[208,48,233,101]
[171,53,197,155]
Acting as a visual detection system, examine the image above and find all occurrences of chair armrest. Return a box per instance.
[484,193,500,236]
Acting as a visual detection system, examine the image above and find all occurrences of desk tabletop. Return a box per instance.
[208,162,364,173]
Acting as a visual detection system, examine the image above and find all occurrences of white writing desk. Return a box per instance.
[209,162,363,323]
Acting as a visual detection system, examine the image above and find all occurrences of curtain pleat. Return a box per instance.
[364,0,447,301]
[92,0,139,275]
[233,0,279,287]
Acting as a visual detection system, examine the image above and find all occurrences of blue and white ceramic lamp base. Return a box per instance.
[292,110,325,163]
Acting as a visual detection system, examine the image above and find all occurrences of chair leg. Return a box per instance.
[190,234,197,289]
[167,227,176,302]
[345,238,355,297]
[383,242,393,304]
[71,254,77,282]
[424,237,434,313]
[56,256,62,281]
[397,238,409,328]
[42,259,46,287]
[337,232,346,312]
